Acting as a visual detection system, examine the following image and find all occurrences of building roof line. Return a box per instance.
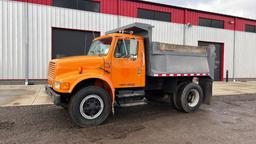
[127,0,256,22]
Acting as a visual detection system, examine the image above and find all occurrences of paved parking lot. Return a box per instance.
[0,81,256,144]
[1,94,256,144]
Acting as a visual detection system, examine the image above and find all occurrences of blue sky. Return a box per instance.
[144,0,256,19]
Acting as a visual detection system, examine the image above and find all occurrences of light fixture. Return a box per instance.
[186,23,192,28]
[229,21,235,24]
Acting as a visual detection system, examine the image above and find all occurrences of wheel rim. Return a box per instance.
[79,94,104,120]
[187,89,200,107]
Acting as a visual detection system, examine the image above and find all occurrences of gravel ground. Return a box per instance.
[1,94,256,144]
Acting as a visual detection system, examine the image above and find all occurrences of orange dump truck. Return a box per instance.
[46,23,215,127]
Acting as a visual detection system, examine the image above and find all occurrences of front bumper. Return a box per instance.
[45,85,61,106]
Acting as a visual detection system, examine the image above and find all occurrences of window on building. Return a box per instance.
[52,0,100,12]
[52,28,100,59]
[245,24,256,33]
[199,18,224,29]
[52,0,76,9]
[137,9,171,22]
[77,0,100,12]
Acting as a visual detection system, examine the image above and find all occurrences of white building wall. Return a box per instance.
[119,17,184,45]
[0,1,26,79]
[1,0,256,80]
[235,32,256,78]
[26,3,119,79]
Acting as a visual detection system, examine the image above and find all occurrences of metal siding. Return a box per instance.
[12,0,256,32]
[100,0,118,15]
[0,0,25,79]
[235,32,256,78]
[186,10,235,30]
[236,18,256,31]
[2,1,7,79]
[119,16,184,44]
[15,0,51,5]
[1,1,256,80]
[117,0,184,23]
[25,3,118,79]
[0,1,2,79]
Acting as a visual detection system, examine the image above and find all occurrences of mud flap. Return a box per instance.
[199,78,213,105]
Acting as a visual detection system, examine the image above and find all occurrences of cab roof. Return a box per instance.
[95,33,144,40]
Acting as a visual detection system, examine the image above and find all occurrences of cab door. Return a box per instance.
[111,38,145,88]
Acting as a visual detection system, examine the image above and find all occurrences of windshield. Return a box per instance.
[88,37,112,56]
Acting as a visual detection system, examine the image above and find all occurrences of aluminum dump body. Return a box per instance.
[151,42,215,78]
[106,23,215,79]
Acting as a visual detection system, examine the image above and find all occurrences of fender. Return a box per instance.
[69,72,115,102]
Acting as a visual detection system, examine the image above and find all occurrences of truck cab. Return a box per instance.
[46,23,214,127]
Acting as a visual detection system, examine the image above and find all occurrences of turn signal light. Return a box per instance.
[61,82,70,90]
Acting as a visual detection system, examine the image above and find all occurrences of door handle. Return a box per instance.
[137,69,142,75]
[141,52,145,67]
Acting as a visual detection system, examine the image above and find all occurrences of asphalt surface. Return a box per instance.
[1,94,256,144]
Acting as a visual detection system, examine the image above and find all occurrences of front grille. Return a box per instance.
[48,62,56,80]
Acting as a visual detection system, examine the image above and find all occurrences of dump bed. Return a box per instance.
[106,23,216,79]
[151,42,215,78]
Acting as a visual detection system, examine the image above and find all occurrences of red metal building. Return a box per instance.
[1,0,256,82]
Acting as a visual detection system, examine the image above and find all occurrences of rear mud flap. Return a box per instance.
[199,78,213,105]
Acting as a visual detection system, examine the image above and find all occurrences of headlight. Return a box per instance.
[54,81,61,89]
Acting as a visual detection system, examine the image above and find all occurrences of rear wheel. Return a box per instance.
[176,83,203,113]
[68,86,111,127]
[172,82,188,110]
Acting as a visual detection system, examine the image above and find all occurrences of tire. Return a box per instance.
[59,95,69,110]
[59,94,71,110]
[172,82,188,111]
[68,86,111,127]
[177,83,203,113]
[60,103,68,110]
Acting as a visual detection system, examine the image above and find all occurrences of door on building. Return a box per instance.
[198,41,223,81]
[52,28,100,59]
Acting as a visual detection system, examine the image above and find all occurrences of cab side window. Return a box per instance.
[114,39,138,58]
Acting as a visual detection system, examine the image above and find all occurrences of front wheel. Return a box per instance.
[68,86,111,127]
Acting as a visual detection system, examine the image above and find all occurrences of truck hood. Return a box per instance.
[50,56,105,78]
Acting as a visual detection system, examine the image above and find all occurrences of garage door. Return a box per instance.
[198,41,223,81]
[52,28,100,59]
